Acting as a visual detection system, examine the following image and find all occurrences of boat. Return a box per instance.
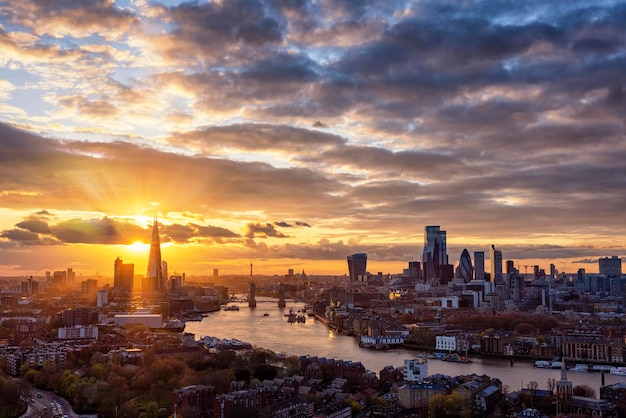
[263,313,270,317]
[610,367,626,376]
[534,360,550,368]
[200,335,252,350]
[223,305,240,311]
[154,319,185,333]
[591,364,613,372]
[550,361,564,369]
[184,313,204,321]
[442,353,471,363]
[569,364,589,372]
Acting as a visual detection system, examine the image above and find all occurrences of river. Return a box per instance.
[184,297,625,394]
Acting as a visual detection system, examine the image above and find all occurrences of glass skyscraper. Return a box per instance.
[347,253,368,282]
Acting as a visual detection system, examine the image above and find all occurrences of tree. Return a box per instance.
[573,384,595,398]
[429,392,463,417]
[547,378,556,394]
[350,400,362,417]
[527,381,538,408]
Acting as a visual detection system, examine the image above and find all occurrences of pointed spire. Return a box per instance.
[146,217,163,293]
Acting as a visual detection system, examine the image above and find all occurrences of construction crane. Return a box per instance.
[516,264,533,280]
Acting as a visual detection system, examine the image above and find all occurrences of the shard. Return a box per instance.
[146,217,164,293]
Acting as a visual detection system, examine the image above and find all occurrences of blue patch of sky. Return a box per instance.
[0,67,39,85]
[110,67,148,86]
[10,89,54,118]
[145,0,190,7]
[0,67,54,118]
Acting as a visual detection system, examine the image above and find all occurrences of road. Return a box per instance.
[20,387,79,418]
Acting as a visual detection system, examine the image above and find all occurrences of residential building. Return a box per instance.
[600,256,622,277]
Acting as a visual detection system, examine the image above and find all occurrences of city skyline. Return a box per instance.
[1,1,626,277]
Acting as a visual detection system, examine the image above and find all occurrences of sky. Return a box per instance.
[0,0,625,279]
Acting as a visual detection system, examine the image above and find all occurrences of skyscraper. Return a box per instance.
[599,256,622,277]
[458,249,473,283]
[146,218,164,293]
[114,257,134,293]
[474,251,485,280]
[422,226,448,279]
[347,253,367,282]
[490,244,502,281]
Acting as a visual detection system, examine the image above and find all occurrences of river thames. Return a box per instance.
[183,297,625,394]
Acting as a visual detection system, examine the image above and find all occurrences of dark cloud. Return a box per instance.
[245,223,289,238]
[172,123,345,154]
[194,225,240,239]
[160,0,284,62]
[241,52,319,83]
[1,229,43,243]
[51,217,147,245]
[275,221,292,227]
[161,223,241,242]
[15,219,52,234]
[295,221,311,227]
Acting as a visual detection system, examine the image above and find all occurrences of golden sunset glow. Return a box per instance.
[128,241,149,253]
[0,0,624,278]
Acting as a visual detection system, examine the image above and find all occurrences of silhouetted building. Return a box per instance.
[81,279,98,296]
[52,270,67,287]
[407,261,422,281]
[600,256,622,277]
[423,226,447,280]
[172,385,216,418]
[347,253,367,282]
[145,218,164,294]
[458,249,473,283]
[506,260,516,275]
[474,251,485,280]
[439,264,454,285]
[21,277,39,295]
[114,257,134,293]
[490,245,502,281]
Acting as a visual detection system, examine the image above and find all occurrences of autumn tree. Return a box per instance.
[573,384,595,398]
[429,392,464,418]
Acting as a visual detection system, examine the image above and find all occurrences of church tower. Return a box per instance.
[146,218,164,293]
[555,362,573,415]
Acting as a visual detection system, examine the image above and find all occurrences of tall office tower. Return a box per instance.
[114,257,134,293]
[67,268,75,286]
[422,226,448,265]
[408,261,422,280]
[97,289,108,307]
[53,270,67,287]
[474,251,485,280]
[161,261,168,285]
[146,218,164,293]
[422,226,448,279]
[550,263,556,278]
[599,256,622,277]
[458,249,473,283]
[347,253,368,282]
[490,244,502,281]
[505,260,515,275]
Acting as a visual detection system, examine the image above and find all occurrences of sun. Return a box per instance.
[128,241,149,252]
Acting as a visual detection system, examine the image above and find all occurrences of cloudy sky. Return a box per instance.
[0,0,625,278]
